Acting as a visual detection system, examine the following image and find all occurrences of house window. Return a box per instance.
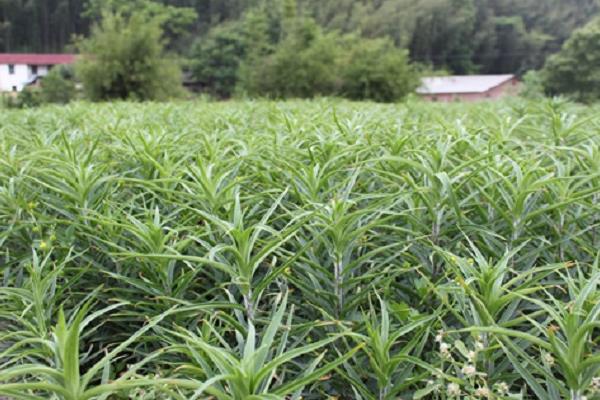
[8,64,15,74]
[30,65,38,75]
[12,86,17,92]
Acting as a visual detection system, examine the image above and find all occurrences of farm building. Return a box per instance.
[417,74,520,102]
[0,53,75,92]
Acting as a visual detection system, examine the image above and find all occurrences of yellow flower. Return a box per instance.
[39,241,48,250]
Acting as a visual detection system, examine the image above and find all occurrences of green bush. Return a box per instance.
[542,16,600,103]
[245,20,341,98]
[2,87,43,109]
[76,11,184,101]
[520,70,545,99]
[340,36,419,102]
[40,65,76,104]
[190,22,246,98]
[236,16,418,102]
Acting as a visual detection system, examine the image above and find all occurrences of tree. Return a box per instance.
[40,65,76,103]
[542,16,600,102]
[1,0,599,76]
[519,70,545,99]
[235,6,278,96]
[408,0,477,74]
[190,22,246,98]
[84,0,197,51]
[75,11,183,101]
[340,36,419,102]
[243,18,341,98]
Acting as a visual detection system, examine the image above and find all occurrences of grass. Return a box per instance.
[0,97,599,399]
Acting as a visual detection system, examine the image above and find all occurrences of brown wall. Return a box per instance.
[421,78,521,102]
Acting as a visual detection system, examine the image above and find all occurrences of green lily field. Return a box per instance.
[0,99,599,399]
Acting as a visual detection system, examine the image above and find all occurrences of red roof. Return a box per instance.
[0,53,75,65]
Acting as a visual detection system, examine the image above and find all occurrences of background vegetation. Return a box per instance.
[0,98,598,399]
[1,0,598,75]
[542,16,600,103]
[75,11,183,101]
[2,0,600,102]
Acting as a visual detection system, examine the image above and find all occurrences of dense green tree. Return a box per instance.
[40,65,76,103]
[519,70,545,99]
[234,10,419,102]
[190,22,246,97]
[242,19,341,98]
[236,6,279,96]
[75,11,183,101]
[340,36,418,102]
[298,0,599,74]
[542,16,600,102]
[0,0,87,52]
[1,0,599,78]
[407,0,477,74]
[84,0,197,50]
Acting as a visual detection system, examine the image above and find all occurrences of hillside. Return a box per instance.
[0,0,598,74]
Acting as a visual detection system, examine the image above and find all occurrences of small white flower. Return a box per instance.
[474,387,490,398]
[495,381,509,395]
[461,364,477,377]
[475,340,485,351]
[440,342,451,358]
[468,350,477,362]
[435,330,444,342]
[447,382,460,396]
[591,377,600,392]
[542,352,555,366]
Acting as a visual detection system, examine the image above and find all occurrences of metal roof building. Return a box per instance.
[417,74,520,102]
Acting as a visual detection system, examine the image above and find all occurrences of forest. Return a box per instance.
[0,0,599,75]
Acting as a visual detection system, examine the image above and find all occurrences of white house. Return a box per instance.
[0,53,75,92]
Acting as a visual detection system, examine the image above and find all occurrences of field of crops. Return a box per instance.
[0,99,599,400]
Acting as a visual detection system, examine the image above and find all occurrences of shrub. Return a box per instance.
[542,16,600,102]
[3,87,43,108]
[245,21,341,98]
[340,36,419,102]
[237,16,419,102]
[190,22,246,98]
[40,65,76,104]
[520,70,545,99]
[75,11,183,101]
